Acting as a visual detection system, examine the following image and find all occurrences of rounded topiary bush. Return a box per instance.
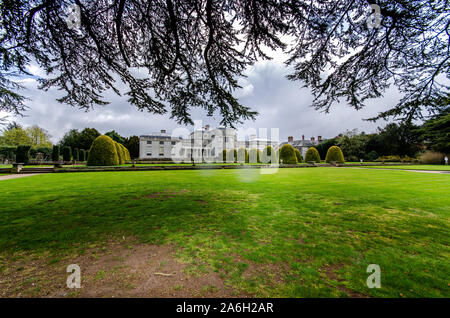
[248,148,260,163]
[226,149,237,163]
[237,147,248,163]
[305,147,321,163]
[325,146,345,163]
[279,144,298,164]
[261,145,277,164]
[122,145,131,162]
[114,142,125,164]
[294,148,303,163]
[87,135,119,166]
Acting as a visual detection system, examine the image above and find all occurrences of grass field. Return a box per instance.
[0,168,448,297]
[359,165,450,171]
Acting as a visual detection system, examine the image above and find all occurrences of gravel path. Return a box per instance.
[0,174,42,181]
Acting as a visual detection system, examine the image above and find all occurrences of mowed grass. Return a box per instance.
[0,168,449,297]
[361,165,450,171]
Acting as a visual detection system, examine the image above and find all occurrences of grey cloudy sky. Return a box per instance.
[2,54,399,144]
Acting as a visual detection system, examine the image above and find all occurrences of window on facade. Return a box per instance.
[159,153,164,156]
[147,141,152,144]
[147,153,152,156]
[159,141,164,145]
[171,141,176,145]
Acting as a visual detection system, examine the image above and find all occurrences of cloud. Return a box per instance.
[7,56,398,144]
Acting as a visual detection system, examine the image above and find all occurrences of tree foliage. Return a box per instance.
[105,130,125,144]
[1,1,447,125]
[419,107,450,154]
[0,125,52,147]
[59,127,100,150]
[123,135,139,159]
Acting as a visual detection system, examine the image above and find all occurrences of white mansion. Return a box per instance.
[139,125,279,162]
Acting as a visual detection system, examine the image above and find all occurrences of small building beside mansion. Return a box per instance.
[279,135,323,158]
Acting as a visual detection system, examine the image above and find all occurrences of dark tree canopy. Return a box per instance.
[0,0,449,126]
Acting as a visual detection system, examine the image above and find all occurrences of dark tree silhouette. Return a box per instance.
[0,0,448,126]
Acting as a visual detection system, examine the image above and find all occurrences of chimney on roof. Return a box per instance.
[205,124,210,131]
[161,129,166,134]
[311,137,315,142]
[302,135,305,141]
[318,136,322,142]
[288,136,293,142]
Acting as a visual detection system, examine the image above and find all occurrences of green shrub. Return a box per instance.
[294,148,302,163]
[226,149,237,163]
[305,147,321,163]
[248,148,260,163]
[121,144,131,162]
[325,146,345,163]
[87,135,119,166]
[222,149,227,163]
[0,146,17,162]
[261,145,277,164]
[52,145,60,162]
[73,148,79,161]
[62,146,72,162]
[16,145,31,164]
[237,147,248,163]
[419,151,444,164]
[279,144,298,164]
[375,155,401,162]
[367,151,378,161]
[114,142,125,165]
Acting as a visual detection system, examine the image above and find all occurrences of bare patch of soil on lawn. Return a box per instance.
[0,240,237,298]
[319,263,367,298]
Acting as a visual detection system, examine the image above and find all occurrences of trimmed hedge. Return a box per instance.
[87,135,119,166]
[73,148,79,161]
[237,147,248,163]
[0,146,16,161]
[226,149,237,163]
[325,146,345,163]
[79,149,86,162]
[114,142,125,165]
[16,145,31,164]
[261,145,277,164]
[294,148,303,163]
[305,147,321,163]
[248,148,260,163]
[52,145,60,162]
[279,144,298,164]
[121,144,131,162]
[62,146,72,162]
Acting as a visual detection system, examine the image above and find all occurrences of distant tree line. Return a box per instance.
[0,124,140,162]
[316,108,449,161]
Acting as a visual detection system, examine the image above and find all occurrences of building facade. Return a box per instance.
[279,135,324,158]
[139,125,279,162]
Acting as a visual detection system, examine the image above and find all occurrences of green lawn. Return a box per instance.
[0,168,448,297]
[360,165,450,171]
